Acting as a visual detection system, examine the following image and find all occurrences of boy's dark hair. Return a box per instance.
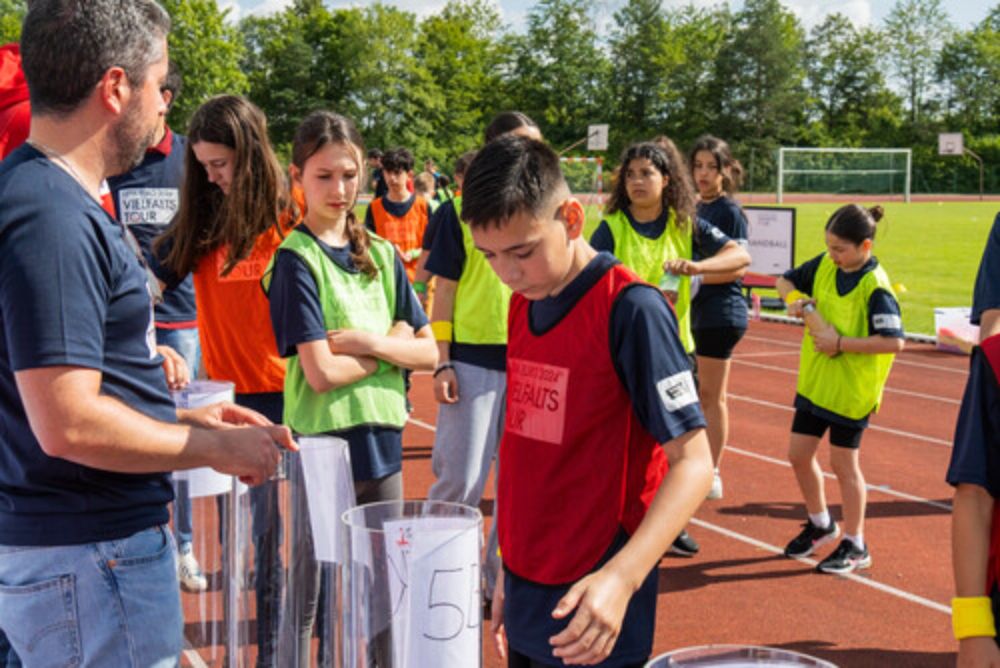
[381,147,414,173]
[826,204,884,245]
[454,150,477,178]
[484,111,539,144]
[436,173,451,190]
[21,0,170,116]
[162,60,182,112]
[461,135,567,229]
[367,148,383,160]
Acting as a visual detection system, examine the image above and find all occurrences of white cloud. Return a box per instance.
[784,0,873,28]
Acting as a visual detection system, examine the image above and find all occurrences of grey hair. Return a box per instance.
[21,0,171,116]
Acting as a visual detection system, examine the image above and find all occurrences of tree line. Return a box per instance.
[3,0,997,193]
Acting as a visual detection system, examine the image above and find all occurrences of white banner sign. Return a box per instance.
[299,437,355,563]
[744,206,796,275]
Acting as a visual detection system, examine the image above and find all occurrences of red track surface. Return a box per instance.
[180,318,965,667]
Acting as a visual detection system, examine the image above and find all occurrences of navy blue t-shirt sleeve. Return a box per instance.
[972,213,1000,325]
[868,289,904,338]
[267,249,327,358]
[424,202,466,280]
[609,284,706,443]
[693,218,731,258]
[947,346,1000,497]
[589,220,615,254]
[1,207,114,371]
[782,253,824,295]
[422,204,443,250]
[392,253,429,330]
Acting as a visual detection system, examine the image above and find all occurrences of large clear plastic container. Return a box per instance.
[342,500,483,668]
[645,645,838,667]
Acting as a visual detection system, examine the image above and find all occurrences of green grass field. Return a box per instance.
[584,201,997,336]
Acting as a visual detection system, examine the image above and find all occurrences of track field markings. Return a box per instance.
[725,446,952,512]
[732,358,962,405]
[743,334,969,375]
[729,393,953,447]
[687,517,951,615]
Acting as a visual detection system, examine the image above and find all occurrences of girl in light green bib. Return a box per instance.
[265,111,437,665]
[776,204,904,576]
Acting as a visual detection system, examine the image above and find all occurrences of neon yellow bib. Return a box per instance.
[797,254,898,420]
[604,209,694,352]
[264,229,407,434]
[452,196,511,345]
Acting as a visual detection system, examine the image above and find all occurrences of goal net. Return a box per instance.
[777,148,912,202]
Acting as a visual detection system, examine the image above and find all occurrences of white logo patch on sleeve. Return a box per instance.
[656,371,698,413]
[872,313,902,331]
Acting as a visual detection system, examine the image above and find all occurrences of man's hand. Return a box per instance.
[211,425,298,486]
[433,366,459,404]
[157,345,189,390]
[549,567,633,665]
[177,401,272,430]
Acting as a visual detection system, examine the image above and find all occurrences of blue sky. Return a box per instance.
[228,0,990,30]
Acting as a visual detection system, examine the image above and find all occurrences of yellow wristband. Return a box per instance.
[952,596,996,640]
[785,290,807,305]
[430,320,453,342]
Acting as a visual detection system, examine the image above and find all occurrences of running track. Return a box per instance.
[177,318,964,666]
[401,318,964,667]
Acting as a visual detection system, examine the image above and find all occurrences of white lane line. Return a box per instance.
[733,351,801,359]
[743,334,969,375]
[686,517,951,615]
[725,446,952,512]
[732,359,962,406]
[183,640,210,668]
[729,393,953,447]
[408,414,952,614]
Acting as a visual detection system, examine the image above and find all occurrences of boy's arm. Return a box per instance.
[430,276,459,403]
[549,428,713,664]
[953,484,1000,665]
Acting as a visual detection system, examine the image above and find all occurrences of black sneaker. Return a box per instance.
[668,529,700,557]
[817,539,871,574]
[783,520,839,558]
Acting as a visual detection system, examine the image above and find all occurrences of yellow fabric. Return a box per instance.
[452,196,511,345]
[431,320,453,342]
[952,596,996,639]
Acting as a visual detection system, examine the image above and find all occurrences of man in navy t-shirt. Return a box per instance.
[0,3,293,666]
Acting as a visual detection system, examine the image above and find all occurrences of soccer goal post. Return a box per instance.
[777,147,912,203]
[559,156,604,197]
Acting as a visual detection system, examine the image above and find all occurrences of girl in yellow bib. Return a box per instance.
[776,204,904,575]
[265,111,437,665]
[590,140,749,556]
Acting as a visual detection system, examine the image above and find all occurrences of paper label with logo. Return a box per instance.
[119,188,179,227]
[506,358,569,444]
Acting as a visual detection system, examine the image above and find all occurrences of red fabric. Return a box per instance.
[498,264,667,584]
[370,196,428,281]
[0,44,30,160]
[149,126,173,156]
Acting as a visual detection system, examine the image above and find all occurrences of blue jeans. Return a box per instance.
[156,326,201,549]
[0,525,182,668]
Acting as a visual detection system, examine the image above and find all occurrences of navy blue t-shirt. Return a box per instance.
[370,168,387,200]
[972,212,1000,325]
[0,145,175,546]
[947,341,1000,496]
[364,194,416,232]
[783,253,904,427]
[692,196,749,330]
[590,209,732,272]
[267,225,429,481]
[424,198,507,371]
[107,129,196,324]
[421,195,451,251]
[505,252,705,665]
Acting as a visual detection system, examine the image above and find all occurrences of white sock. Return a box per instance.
[844,533,865,551]
[809,510,831,529]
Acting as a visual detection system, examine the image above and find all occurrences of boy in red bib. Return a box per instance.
[462,136,713,666]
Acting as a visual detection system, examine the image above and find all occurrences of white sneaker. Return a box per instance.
[177,549,208,592]
[706,470,723,500]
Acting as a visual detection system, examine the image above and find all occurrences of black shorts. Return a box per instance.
[693,326,746,360]
[791,409,865,449]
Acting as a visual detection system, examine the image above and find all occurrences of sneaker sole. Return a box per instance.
[783,525,841,559]
[705,488,723,500]
[668,545,699,557]
[817,555,872,575]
